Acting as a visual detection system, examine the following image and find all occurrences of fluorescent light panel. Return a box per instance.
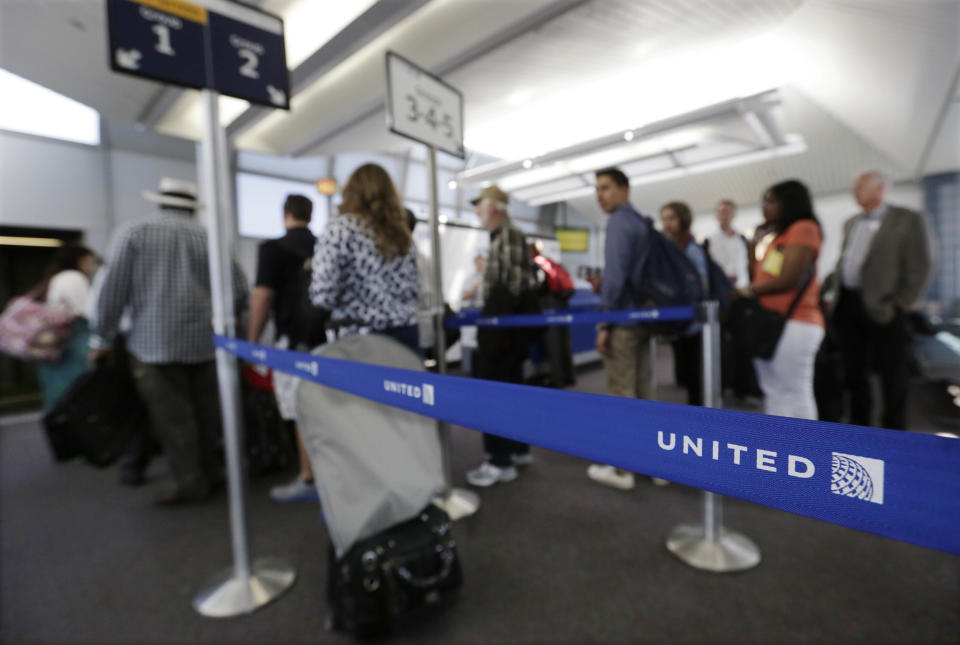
[526,139,808,206]
[0,236,65,248]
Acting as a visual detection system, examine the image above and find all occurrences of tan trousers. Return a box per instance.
[604,325,653,400]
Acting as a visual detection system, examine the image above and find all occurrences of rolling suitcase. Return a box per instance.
[239,364,297,476]
[296,334,462,636]
[43,364,146,467]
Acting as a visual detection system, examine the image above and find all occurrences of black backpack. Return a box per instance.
[628,214,705,335]
[278,239,328,350]
[700,240,735,311]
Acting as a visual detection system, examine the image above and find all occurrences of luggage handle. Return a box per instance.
[395,549,455,589]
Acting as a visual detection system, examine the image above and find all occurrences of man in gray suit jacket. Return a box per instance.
[831,171,932,430]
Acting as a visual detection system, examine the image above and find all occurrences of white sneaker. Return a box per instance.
[466,462,518,487]
[270,476,319,502]
[511,452,534,466]
[587,464,635,490]
[651,477,671,487]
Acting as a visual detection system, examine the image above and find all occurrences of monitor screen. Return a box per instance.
[555,227,589,253]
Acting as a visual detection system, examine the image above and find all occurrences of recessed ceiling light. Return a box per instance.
[624,131,635,142]
[447,180,457,190]
[522,159,533,169]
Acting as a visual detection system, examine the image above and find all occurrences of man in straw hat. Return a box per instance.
[89,178,249,505]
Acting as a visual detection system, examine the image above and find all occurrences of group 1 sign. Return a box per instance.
[385,51,465,158]
[107,0,290,110]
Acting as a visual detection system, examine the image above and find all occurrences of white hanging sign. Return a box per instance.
[385,51,464,158]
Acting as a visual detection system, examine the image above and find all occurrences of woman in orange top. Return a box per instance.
[739,180,825,420]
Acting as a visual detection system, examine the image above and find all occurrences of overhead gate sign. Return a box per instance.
[106,0,290,109]
[385,51,465,158]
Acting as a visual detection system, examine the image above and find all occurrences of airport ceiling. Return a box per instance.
[1,0,958,219]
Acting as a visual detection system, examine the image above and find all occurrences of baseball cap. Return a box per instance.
[470,185,509,206]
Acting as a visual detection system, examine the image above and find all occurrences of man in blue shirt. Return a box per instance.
[588,168,654,491]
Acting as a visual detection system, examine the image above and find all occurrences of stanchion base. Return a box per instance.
[434,487,480,520]
[666,524,761,573]
[193,557,296,618]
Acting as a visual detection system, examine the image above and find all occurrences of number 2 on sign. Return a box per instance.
[152,24,175,56]
[238,49,260,79]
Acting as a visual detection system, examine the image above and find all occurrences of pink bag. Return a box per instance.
[0,296,76,362]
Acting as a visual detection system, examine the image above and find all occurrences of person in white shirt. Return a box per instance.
[35,245,99,411]
[705,199,749,288]
[706,199,761,403]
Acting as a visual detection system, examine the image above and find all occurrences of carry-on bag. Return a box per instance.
[296,333,459,636]
[327,502,462,637]
[43,364,146,467]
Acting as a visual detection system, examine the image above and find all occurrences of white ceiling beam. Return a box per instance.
[915,61,960,179]
[458,90,781,184]
[134,87,182,130]
[225,0,430,140]
[288,0,586,158]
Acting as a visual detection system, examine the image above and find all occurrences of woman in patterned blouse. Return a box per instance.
[309,163,421,354]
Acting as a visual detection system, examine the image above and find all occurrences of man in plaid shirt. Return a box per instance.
[465,185,538,487]
[90,178,248,505]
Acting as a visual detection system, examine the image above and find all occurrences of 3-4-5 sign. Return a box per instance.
[107,0,290,110]
[385,52,464,158]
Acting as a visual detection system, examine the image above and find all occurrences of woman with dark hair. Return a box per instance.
[735,180,824,419]
[35,245,100,410]
[309,163,420,353]
[660,200,708,407]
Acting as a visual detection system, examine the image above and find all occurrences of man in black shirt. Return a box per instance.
[248,194,319,502]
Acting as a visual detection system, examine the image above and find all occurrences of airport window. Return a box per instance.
[0,69,99,146]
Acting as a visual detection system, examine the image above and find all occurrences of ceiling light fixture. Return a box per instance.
[623,131,635,142]
[0,236,65,248]
[447,180,458,190]
[522,159,533,169]
[525,138,807,206]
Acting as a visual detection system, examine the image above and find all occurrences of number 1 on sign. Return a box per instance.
[152,24,175,56]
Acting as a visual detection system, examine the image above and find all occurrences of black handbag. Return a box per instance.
[326,504,462,638]
[729,267,814,360]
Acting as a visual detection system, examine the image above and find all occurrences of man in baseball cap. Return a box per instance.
[465,184,539,487]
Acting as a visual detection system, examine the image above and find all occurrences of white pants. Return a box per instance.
[754,320,825,420]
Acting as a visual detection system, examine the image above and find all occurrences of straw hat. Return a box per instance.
[142,177,198,210]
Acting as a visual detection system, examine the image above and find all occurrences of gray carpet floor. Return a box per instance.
[1,353,958,644]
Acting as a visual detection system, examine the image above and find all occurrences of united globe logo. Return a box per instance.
[831,453,885,504]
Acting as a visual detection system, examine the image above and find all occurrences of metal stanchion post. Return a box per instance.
[649,335,657,397]
[665,301,760,572]
[193,89,296,617]
[425,145,479,521]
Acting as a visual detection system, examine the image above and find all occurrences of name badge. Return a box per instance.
[762,247,785,276]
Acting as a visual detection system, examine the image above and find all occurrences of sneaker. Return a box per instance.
[270,476,319,503]
[466,462,518,487]
[587,464,635,490]
[651,477,671,487]
[511,452,534,466]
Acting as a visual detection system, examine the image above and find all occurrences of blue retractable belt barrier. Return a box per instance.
[216,333,960,556]
[445,305,697,328]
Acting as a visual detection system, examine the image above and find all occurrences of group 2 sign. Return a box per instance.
[107,0,290,109]
[385,52,464,158]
